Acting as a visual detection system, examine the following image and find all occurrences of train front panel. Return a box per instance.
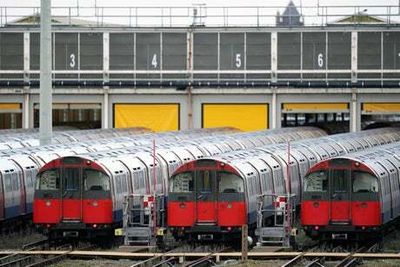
[168,159,246,241]
[33,156,114,238]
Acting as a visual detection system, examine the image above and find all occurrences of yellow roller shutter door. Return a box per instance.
[362,103,400,114]
[282,103,349,113]
[202,104,268,131]
[0,103,21,113]
[114,104,179,132]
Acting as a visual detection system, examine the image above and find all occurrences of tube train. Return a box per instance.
[32,127,325,239]
[167,128,400,243]
[0,128,237,227]
[301,142,400,241]
[0,127,150,150]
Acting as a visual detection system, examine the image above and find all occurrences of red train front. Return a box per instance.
[33,156,113,239]
[167,159,247,242]
[301,158,381,241]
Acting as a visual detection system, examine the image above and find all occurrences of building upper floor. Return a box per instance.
[0,3,400,88]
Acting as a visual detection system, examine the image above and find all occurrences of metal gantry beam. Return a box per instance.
[39,0,52,145]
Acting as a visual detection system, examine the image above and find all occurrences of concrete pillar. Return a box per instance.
[39,0,52,145]
[351,31,358,83]
[350,92,360,132]
[271,32,277,83]
[271,90,277,129]
[23,32,30,83]
[23,94,30,129]
[102,90,109,129]
[23,33,30,129]
[103,33,110,129]
[103,32,109,82]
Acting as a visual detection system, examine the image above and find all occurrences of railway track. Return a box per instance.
[129,245,230,267]
[0,239,96,267]
[0,250,398,260]
[280,242,381,267]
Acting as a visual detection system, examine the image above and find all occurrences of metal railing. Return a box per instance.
[0,4,400,28]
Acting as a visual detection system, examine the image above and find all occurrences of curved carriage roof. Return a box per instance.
[307,142,400,178]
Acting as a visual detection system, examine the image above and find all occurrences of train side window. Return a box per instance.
[132,171,139,190]
[26,171,33,188]
[170,172,194,193]
[304,170,327,192]
[218,172,244,193]
[83,169,110,191]
[115,175,122,194]
[36,169,60,190]
[138,171,145,190]
[352,171,378,193]
[12,173,19,191]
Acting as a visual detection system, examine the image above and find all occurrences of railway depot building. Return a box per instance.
[0,4,399,133]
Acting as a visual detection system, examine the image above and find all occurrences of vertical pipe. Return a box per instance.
[40,0,52,145]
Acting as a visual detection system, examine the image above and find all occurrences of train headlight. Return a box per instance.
[313,202,319,208]
[179,202,186,208]
[45,200,51,207]
[360,202,367,208]
[227,203,232,209]
[92,201,98,207]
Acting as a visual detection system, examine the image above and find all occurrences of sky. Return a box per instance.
[1,0,399,27]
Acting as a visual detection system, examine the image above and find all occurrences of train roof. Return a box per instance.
[307,142,400,178]
[171,127,400,179]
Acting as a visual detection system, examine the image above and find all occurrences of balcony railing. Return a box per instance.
[0,4,400,28]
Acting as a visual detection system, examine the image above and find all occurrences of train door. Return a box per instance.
[329,169,351,224]
[195,170,218,224]
[60,167,82,221]
[16,172,26,215]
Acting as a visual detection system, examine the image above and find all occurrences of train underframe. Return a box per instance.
[303,224,383,242]
[37,221,117,241]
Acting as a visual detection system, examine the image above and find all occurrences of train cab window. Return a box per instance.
[218,172,244,193]
[62,168,80,191]
[352,171,378,193]
[304,171,327,192]
[331,170,348,192]
[197,170,214,192]
[83,169,110,191]
[36,169,60,190]
[170,172,194,193]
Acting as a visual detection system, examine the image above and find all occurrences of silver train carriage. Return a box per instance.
[32,127,325,238]
[166,127,400,243]
[0,127,241,223]
[302,141,400,240]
